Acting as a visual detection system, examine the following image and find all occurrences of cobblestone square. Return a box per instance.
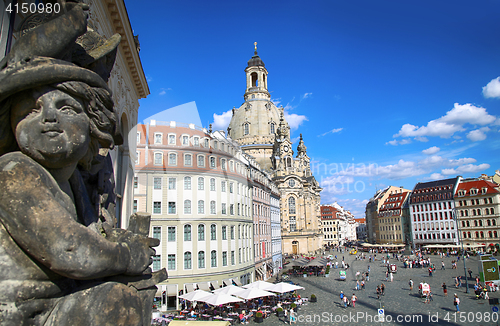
[247,252,500,326]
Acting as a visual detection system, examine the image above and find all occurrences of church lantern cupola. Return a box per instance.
[297,133,307,157]
[244,42,270,101]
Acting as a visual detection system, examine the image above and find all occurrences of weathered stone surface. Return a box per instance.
[0,2,166,325]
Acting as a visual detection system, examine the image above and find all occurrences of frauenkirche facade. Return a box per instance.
[228,45,323,255]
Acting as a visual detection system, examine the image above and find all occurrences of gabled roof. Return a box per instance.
[456,179,499,196]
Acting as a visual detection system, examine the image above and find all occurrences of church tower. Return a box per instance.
[227,43,289,171]
[228,44,323,255]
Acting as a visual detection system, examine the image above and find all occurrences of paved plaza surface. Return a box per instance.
[247,251,500,326]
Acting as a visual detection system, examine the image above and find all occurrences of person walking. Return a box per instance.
[390,272,394,282]
[409,279,414,292]
[468,268,473,279]
[351,294,357,308]
[442,283,448,296]
[441,261,445,270]
[376,286,381,300]
[343,294,348,308]
[381,283,385,296]
[454,294,460,312]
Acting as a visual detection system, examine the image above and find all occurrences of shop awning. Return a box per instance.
[222,278,232,286]
[197,282,211,292]
[166,284,178,297]
[210,280,219,289]
[185,283,195,293]
[233,278,242,286]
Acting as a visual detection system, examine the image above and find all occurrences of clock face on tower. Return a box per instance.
[284,145,289,152]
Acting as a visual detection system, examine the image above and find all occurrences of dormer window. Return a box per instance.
[482,187,487,194]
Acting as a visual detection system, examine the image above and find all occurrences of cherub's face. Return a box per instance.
[10,86,91,169]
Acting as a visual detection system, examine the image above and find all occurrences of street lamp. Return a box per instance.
[453,207,469,293]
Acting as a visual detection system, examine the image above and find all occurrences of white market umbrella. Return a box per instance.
[235,288,276,300]
[242,280,275,291]
[179,289,212,302]
[200,293,244,306]
[213,285,245,295]
[268,282,305,293]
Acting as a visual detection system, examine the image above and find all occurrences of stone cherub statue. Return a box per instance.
[0,1,166,325]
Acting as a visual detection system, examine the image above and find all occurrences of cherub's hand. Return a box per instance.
[103,224,159,275]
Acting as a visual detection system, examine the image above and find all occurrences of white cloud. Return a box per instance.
[159,90,166,95]
[285,112,308,130]
[427,173,445,180]
[467,127,490,141]
[290,136,300,144]
[302,92,313,99]
[212,110,232,131]
[422,146,440,155]
[439,163,490,176]
[483,77,500,98]
[414,136,429,142]
[393,103,497,140]
[441,103,496,126]
[386,139,412,146]
[318,128,343,137]
[271,98,282,107]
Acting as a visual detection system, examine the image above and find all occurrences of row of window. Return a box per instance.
[414,233,456,240]
[412,193,452,203]
[380,234,402,240]
[149,200,249,216]
[142,152,238,170]
[144,132,239,156]
[457,188,489,196]
[154,248,249,271]
[413,221,454,231]
[379,225,402,231]
[458,207,495,217]
[458,198,494,206]
[462,231,498,239]
[412,202,453,212]
[413,211,451,222]
[152,225,251,242]
[378,209,402,217]
[380,217,401,224]
[145,176,247,195]
[460,219,497,228]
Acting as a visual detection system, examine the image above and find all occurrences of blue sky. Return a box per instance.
[125,0,500,218]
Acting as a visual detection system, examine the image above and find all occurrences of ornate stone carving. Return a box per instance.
[0,3,166,325]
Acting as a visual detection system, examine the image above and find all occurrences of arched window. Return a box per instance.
[289,197,296,214]
[198,224,205,241]
[198,200,205,214]
[184,200,191,214]
[210,178,216,191]
[211,250,217,267]
[198,177,204,190]
[168,153,177,166]
[184,251,192,269]
[210,201,216,214]
[487,220,491,226]
[154,152,163,165]
[198,251,205,269]
[493,219,497,226]
[480,231,484,238]
[184,176,191,190]
[244,123,249,135]
[270,122,276,134]
[184,225,191,241]
[495,231,498,238]
[184,154,192,166]
[489,231,493,238]
[251,72,258,87]
[210,224,217,240]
